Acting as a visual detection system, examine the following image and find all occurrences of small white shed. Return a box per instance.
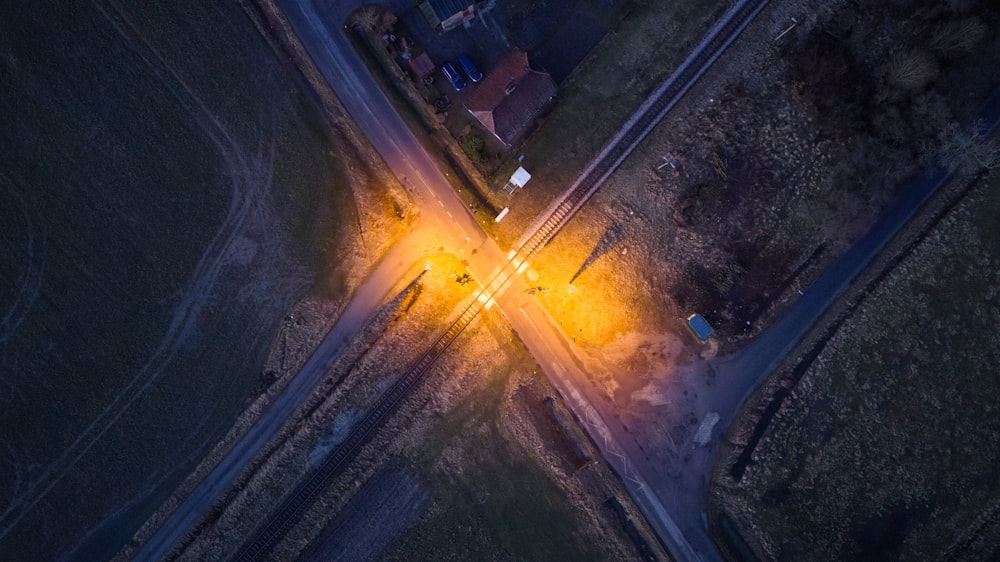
[503,166,532,195]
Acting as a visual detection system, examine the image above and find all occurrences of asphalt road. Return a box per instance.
[645,87,1000,562]
[279,9,1000,562]
[274,0,704,558]
[133,0,509,558]
[133,0,1000,559]
[133,0,751,559]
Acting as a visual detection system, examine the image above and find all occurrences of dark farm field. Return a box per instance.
[0,1,355,558]
[711,168,1000,561]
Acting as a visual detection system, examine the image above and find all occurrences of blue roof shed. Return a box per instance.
[686,314,714,340]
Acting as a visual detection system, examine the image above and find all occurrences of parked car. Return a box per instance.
[457,54,483,82]
[441,61,466,91]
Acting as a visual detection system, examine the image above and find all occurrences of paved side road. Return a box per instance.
[653,86,1000,562]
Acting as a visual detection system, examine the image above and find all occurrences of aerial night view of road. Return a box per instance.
[3,0,1000,561]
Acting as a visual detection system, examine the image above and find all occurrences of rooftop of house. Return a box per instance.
[465,50,557,147]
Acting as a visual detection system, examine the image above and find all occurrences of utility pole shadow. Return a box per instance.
[570,215,630,284]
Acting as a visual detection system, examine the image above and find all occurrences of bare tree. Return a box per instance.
[349,6,381,32]
[937,121,1000,173]
[929,17,987,57]
[884,50,938,93]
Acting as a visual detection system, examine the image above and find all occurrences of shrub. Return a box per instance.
[349,6,382,32]
[461,134,485,162]
[938,121,1000,173]
[884,50,938,93]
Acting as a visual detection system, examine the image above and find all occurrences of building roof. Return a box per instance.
[687,314,714,340]
[509,167,531,187]
[425,0,472,20]
[503,166,532,194]
[464,50,557,147]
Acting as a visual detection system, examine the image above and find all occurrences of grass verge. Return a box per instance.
[489,0,729,247]
[385,343,639,561]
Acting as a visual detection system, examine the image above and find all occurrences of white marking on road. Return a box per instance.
[437,199,444,207]
[446,211,453,218]
[628,475,646,492]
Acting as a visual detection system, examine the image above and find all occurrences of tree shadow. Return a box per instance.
[570,217,628,284]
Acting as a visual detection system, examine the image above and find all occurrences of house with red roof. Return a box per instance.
[464,50,557,148]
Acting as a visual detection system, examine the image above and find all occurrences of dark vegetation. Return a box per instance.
[642,0,1000,340]
[503,0,996,354]
[604,496,658,562]
[390,371,603,561]
[352,305,662,561]
[0,1,353,559]
[704,5,1000,558]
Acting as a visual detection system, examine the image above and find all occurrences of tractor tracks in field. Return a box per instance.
[0,177,45,355]
[0,0,279,543]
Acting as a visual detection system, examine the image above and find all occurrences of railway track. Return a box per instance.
[514,0,769,260]
[231,277,509,561]
[231,248,532,561]
[229,2,770,559]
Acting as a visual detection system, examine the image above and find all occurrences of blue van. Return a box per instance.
[441,61,466,91]
[457,54,483,82]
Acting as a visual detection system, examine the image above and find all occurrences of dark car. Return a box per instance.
[441,61,466,91]
[457,54,483,82]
